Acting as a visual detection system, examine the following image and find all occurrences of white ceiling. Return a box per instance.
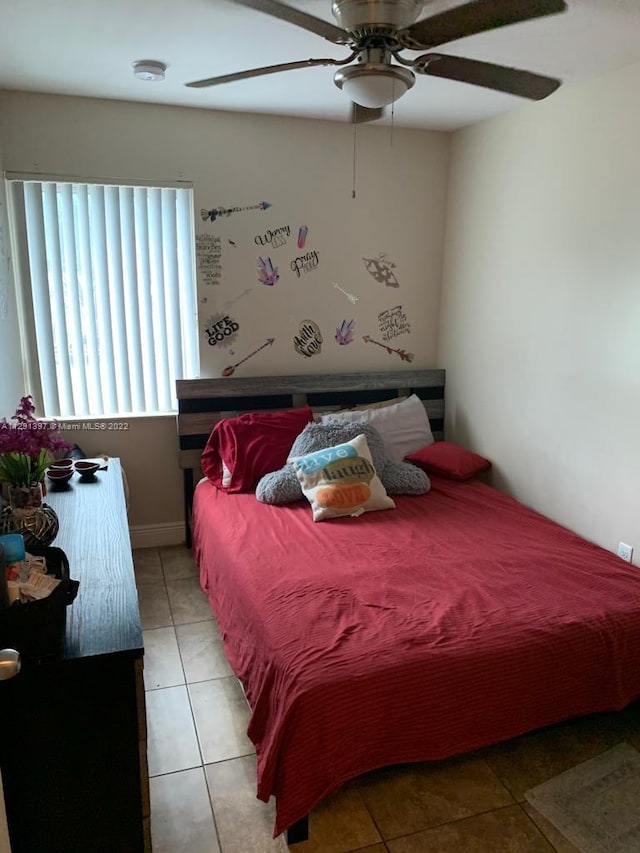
[1,0,640,131]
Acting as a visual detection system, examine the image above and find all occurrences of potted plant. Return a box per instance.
[0,396,73,545]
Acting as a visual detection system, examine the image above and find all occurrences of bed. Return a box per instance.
[177,370,640,844]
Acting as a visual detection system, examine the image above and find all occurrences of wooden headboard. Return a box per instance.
[176,369,445,545]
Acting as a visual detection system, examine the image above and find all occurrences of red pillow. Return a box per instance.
[406,441,491,481]
[201,406,314,492]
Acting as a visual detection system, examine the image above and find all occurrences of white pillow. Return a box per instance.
[319,393,434,462]
[290,433,395,522]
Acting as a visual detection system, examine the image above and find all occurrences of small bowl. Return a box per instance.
[47,467,74,486]
[50,458,74,470]
[74,460,101,480]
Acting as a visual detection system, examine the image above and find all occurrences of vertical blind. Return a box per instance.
[10,178,199,417]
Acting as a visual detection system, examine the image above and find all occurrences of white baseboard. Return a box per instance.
[129,521,185,550]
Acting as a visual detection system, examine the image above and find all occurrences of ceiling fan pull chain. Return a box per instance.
[352,122,357,199]
[390,76,396,148]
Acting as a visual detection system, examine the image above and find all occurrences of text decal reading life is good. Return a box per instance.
[204,313,239,347]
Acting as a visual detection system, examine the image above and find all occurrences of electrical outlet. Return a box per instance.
[617,542,633,563]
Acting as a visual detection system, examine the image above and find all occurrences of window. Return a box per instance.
[7,176,199,417]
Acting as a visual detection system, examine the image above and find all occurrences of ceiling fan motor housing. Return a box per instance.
[332,0,423,33]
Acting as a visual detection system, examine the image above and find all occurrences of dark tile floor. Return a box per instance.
[134,546,640,853]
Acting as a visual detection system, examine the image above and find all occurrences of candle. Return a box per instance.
[0,533,26,565]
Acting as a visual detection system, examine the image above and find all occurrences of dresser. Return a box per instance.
[0,459,150,852]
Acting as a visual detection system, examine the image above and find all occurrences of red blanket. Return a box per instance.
[192,476,640,836]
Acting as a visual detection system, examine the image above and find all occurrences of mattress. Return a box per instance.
[192,475,640,836]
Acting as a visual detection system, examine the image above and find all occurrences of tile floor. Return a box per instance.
[134,545,640,853]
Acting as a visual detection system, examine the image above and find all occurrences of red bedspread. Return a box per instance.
[192,476,640,836]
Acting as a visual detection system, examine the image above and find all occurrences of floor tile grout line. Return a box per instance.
[175,616,216,628]
[136,592,173,632]
[158,546,242,771]
[201,760,228,853]
[144,547,223,850]
[517,801,567,852]
[168,579,216,780]
[173,619,208,770]
[356,786,386,848]
[201,750,257,770]
[379,801,526,844]
[142,622,185,692]
[145,682,183,693]
[173,593,226,853]
[477,754,518,804]
[159,543,194,582]
[185,673,237,688]
[132,546,164,587]
[148,765,204,780]
[148,760,204,780]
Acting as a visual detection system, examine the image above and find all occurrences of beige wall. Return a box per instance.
[0,91,450,535]
[55,415,181,538]
[439,60,640,563]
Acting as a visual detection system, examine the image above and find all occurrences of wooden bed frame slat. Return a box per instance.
[176,369,444,399]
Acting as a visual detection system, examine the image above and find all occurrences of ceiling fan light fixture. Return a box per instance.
[132,60,167,82]
[334,63,415,108]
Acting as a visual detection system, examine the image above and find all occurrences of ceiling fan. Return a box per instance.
[186,0,568,122]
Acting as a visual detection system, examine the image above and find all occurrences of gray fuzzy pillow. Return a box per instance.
[256,421,430,505]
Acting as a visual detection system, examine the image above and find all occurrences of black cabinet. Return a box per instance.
[0,459,150,852]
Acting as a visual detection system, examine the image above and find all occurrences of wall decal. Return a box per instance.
[378,305,411,341]
[203,312,240,348]
[362,253,400,288]
[297,226,308,249]
[257,256,280,286]
[290,250,320,278]
[255,225,290,249]
[196,234,223,286]
[335,319,356,346]
[200,201,272,222]
[333,281,358,304]
[294,320,323,358]
[222,337,275,377]
[222,288,252,311]
[363,334,414,363]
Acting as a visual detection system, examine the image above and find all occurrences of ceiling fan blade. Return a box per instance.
[351,104,385,124]
[229,0,350,44]
[400,0,567,50]
[186,57,345,88]
[415,54,560,100]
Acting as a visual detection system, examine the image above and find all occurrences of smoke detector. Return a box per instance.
[132,60,167,82]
